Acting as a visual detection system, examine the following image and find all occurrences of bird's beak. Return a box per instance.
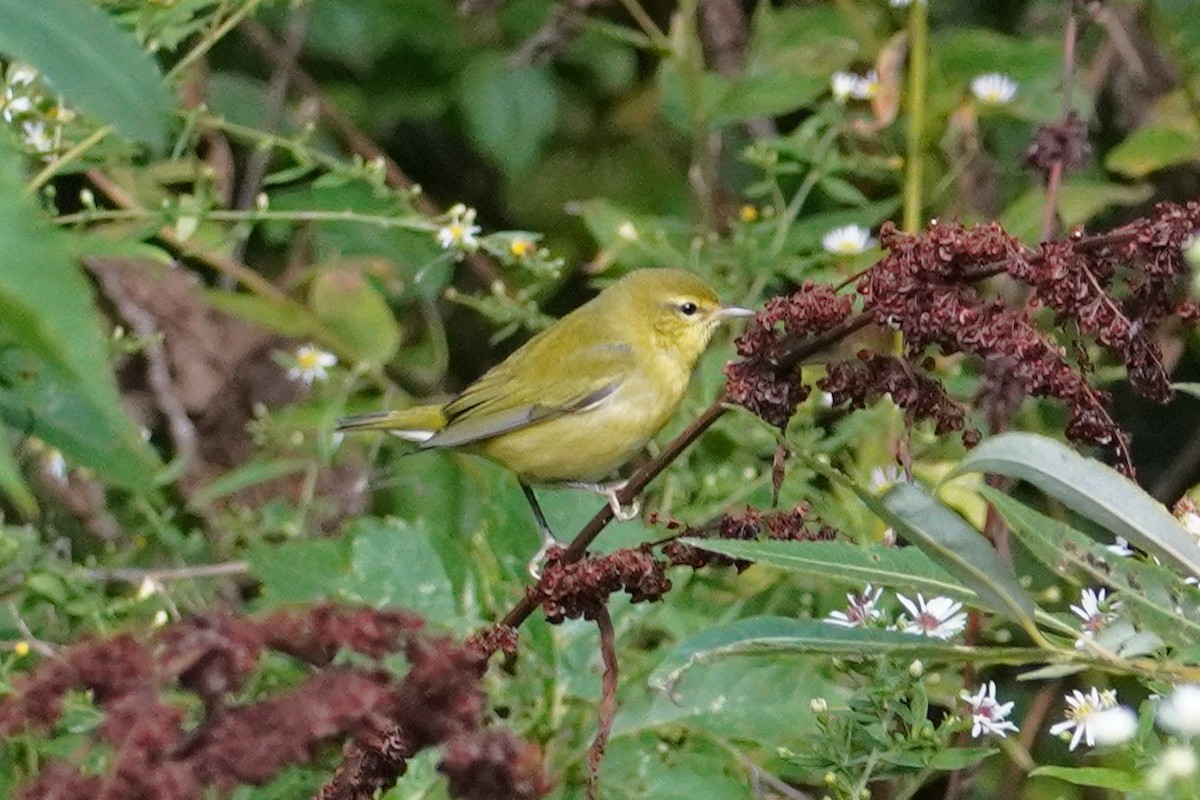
[715,305,756,321]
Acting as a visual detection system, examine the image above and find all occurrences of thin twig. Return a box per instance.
[1039,8,1079,242]
[230,2,314,263]
[587,606,618,800]
[901,0,928,233]
[79,561,250,583]
[87,259,198,469]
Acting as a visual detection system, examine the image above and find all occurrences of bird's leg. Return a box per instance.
[562,479,642,521]
[521,481,559,578]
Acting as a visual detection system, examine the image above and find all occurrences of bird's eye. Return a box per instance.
[679,301,698,316]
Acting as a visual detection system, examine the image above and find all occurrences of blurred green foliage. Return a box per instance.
[0,0,1199,798]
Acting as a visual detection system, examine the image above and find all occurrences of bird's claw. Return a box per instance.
[603,486,641,521]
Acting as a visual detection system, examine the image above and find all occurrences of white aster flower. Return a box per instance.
[896,593,968,639]
[970,73,1019,105]
[2,93,33,122]
[831,72,860,104]
[1106,536,1134,557]
[288,344,337,385]
[436,204,481,250]
[960,680,1019,738]
[1049,687,1119,751]
[1071,587,1121,644]
[822,224,877,255]
[825,583,885,628]
[7,64,37,87]
[1157,684,1200,737]
[1090,705,1139,746]
[21,120,53,153]
[1148,745,1198,791]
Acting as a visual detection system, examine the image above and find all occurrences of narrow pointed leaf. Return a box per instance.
[648,616,1048,695]
[952,432,1200,580]
[0,428,37,517]
[681,539,977,603]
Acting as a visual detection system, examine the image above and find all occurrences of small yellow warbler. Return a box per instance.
[338,268,752,543]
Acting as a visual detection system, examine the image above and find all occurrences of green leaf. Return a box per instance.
[309,268,400,365]
[807,458,1038,632]
[0,427,36,517]
[880,483,1038,632]
[1001,181,1154,243]
[1106,124,1200,178]
[0,142,157,489]
[457,55,559,177]
[681,539,977,603]
[337,517,458,627]
[189,458,310,508]
[981,487,1200,646]
[203,291,314,338]
[1173,382,1200,400]
[882,747,998,770]
[246,537,352,606]
[0,0,171,149]
[1029,766,1142,791]
[952,432,1200,581]
[648,616,1047,694]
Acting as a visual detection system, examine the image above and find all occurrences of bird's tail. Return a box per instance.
[336,405,447,444]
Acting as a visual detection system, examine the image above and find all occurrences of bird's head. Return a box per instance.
[607,269,754,367]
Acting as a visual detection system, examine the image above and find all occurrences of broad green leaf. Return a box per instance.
[574,199,687,269]
[0,349,158,493]
[648,616,1047,694]
[601,734,754,800]
[1029,766,1141,791]
[952,432,1200,580]
[808,458,1038,631]
[681,539,976,603]
[0,0,171,149]
[456,55,559,178]
[880,483,1038,632]
[246,536,352,606]
[1001,181,1154,244]
[1106,124,1200,178]
[309,268,401,365]
[0,143,157,489]
[203,290,313,338]
[982,488,1200,646]
[338,517,458,627]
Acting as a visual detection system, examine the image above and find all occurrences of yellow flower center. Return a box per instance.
[739,205,758,223]
[510,238,533,258]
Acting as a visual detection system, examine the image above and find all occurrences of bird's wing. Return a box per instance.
[423,342,633,450]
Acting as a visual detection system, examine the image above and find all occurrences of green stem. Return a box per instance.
[901,0,928,234]
[166,0,268,82]
[25,126,112,194]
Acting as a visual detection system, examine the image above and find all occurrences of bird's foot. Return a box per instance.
[563,480,642,521]
[527,528,564,580]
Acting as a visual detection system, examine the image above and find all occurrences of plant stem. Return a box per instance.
[901,0,928,234]
[26,126,112,194]
[166,0,267,82]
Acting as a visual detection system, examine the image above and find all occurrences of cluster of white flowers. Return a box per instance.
[830,70,879,104]
[1,63,73,156]
[824,584,967,639]
[822,224,877,255]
